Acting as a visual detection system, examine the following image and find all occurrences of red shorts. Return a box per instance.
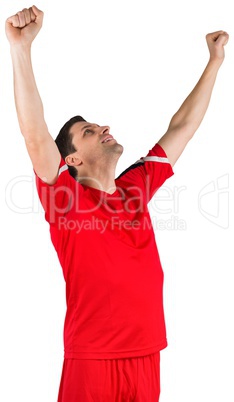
[57,352,160,402]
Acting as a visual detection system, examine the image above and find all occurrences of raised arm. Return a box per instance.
[5,5,60,184]
[158,31,229,166]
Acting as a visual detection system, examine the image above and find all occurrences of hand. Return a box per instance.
[5,5,44,47]
[206,30,229,63]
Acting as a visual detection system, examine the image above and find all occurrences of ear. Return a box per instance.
[65,153,83,167]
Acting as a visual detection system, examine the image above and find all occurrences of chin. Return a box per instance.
[114,143,124,154]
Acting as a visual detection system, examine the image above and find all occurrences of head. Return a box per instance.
[55,116,123,180]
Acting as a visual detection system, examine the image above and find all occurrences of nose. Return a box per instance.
[99,126,110,135]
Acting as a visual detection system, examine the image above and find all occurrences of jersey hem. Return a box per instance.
[64,340,167,360]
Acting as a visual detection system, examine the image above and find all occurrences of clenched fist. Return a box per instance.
[206,31,229,63]
[5,5,44,47]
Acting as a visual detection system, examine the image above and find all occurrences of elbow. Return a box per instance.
[20,123,49,144]
[169,111,202,140]
[168,121,197,141]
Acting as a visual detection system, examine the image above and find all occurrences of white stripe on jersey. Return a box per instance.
[58,164,68,176]
[134,156,169,164]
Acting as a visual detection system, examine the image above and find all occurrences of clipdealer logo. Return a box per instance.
[198,174,229,229]
[5,173,230,230]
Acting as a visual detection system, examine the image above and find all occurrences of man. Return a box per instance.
[5,5,228,402]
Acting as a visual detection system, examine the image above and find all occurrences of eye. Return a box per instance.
[84,129,92,136]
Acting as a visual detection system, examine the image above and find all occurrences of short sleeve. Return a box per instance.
[117,143,174,201]
[35,156,83,225]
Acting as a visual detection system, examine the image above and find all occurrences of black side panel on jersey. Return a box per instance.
[116,162,143,180]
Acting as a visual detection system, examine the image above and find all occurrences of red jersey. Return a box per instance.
[35,143,174,359]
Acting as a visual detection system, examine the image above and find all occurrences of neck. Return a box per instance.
[78,164,117,194]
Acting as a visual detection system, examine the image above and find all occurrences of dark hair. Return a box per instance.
[55,115,86,179]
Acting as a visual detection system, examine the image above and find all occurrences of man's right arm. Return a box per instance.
[5,5,61,185]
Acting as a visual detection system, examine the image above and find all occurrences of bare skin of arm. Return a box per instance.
[5,5,60,184]
[158,31,229,166]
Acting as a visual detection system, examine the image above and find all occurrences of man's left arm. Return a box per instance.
[158,30,229,167]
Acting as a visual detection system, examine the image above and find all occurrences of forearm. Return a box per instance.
[168,59,222,135]
[10,44,48,141]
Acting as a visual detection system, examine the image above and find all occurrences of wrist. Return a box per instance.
[204,57,223,77]
[10,42,32,55]
[208,56,224,69]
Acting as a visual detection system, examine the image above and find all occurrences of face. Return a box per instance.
[66,121,123,168]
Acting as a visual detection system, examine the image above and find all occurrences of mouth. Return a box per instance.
[101,135,116,143]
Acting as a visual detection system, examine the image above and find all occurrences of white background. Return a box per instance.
[0,0,233,401]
